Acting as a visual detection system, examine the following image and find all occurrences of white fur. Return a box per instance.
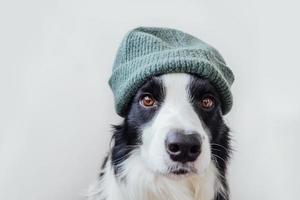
[87,154,221,200]
[140,74,211,176]
[87,74,222,200]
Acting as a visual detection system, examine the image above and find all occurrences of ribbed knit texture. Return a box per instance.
[109,27,234,117]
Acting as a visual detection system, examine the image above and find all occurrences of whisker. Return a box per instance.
[111,147,139,164]
[210,147,229,155]
[211,155,221,169]
[210,143,230,153]
[211,153,227,164]
[211,143,228,150]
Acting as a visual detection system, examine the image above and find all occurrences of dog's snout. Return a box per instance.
[165,131,201,163]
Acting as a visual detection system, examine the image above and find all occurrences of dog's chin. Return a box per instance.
[155,165,198,179]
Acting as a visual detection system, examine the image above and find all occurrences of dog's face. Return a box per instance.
[118,73,229,178]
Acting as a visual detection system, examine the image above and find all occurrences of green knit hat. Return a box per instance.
[109,27,234,117]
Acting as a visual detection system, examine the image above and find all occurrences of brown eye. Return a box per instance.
[200,97,215,110]
[140,95,156,107]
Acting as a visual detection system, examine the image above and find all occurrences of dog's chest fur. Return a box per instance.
[88,154,221,200]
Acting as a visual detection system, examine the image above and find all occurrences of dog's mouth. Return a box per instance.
[164,165,197,177]
[170,168,189,175]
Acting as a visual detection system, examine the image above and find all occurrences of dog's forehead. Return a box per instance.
[160,73,218,98]
[136,73,219,102]
[161,73,190,90]
[137,73,189,97]
[160,74,191,101]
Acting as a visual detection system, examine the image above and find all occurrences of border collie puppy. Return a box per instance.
[87,73,231,200]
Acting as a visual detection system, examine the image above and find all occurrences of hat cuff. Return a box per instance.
[109,52,233,117]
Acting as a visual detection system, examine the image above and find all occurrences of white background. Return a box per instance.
[1,0,299,200]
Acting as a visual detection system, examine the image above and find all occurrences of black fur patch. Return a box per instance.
[99,155,109,178]
[111,76,165,175]
[188,74,231,199]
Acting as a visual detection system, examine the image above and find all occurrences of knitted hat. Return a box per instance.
[109,27,234,117]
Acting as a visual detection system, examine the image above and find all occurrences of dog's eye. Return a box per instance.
[200,96,215,110]
[140,95,156,107]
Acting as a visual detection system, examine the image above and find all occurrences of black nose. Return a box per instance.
[165,131,201,163]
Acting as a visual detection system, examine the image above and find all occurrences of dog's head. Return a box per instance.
[112,73,230,178]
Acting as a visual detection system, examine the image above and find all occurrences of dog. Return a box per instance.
[87,73,231,200]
